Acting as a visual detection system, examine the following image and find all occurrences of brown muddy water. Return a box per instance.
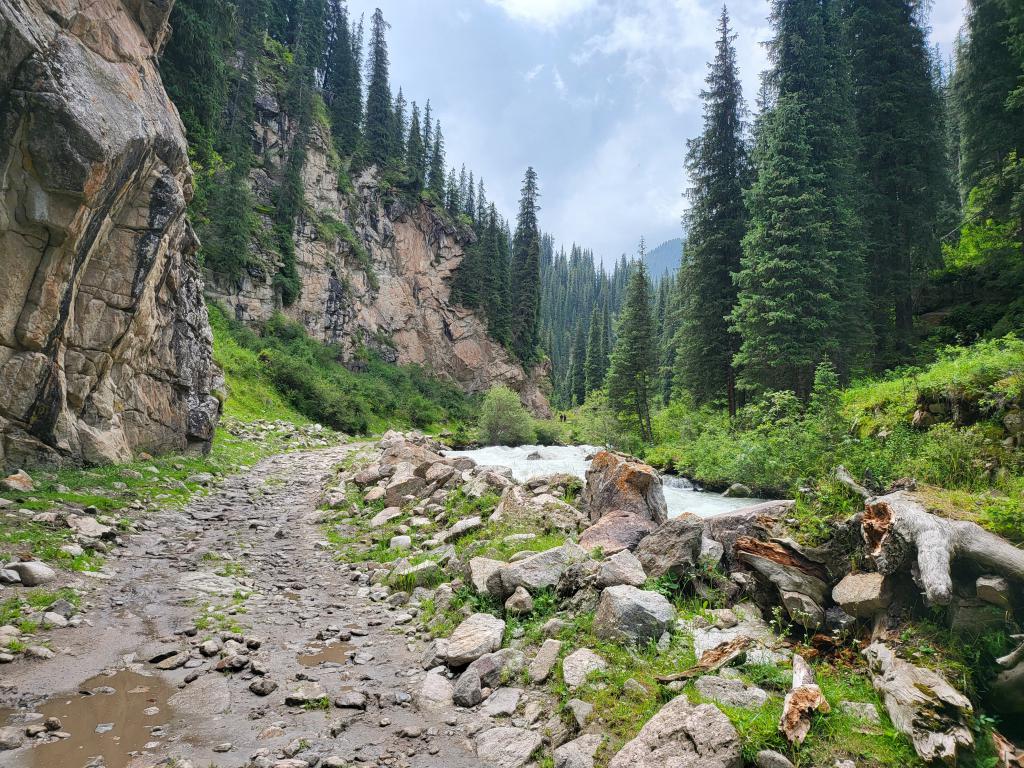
[297,640,353,667]
[0,669,176,768]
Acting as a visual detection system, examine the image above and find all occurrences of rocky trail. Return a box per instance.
[0,442,516,768]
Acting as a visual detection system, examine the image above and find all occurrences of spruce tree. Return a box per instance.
[584,307,604,392]
[569,321,587,405]
[465,172,476,221]
[428,120,446,199]
[675,6,748,413]
[510,168,542,363]
[607,257,658,441]
[323,0,362,157]
[445,167,460,215]
[392,88,407,161]
[406,101,426,189]
[842,0,946,365]
[363,7,394,168]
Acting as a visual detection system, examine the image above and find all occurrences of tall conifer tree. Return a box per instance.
[510,168,542,363]
[364,7,394,167]
[675,7,749,413]
[607,257,658,440]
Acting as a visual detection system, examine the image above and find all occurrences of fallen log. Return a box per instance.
[864,642,973,766]
[862,490,1024,605]
[779,653,829,746]
[734,536,831,604]
[656,636,752,683]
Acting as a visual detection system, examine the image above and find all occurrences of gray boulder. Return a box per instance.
[608,698,742,768]
[593,585,675,645]
[469,557,504,595]
[695,675,769,709]
[555,734,603,768]
[579,511,659,555]
[562,648,607,689]
[528,639,562,684]
[597,549,647,588]
[6,561,56,587]
[475,726,542,768]
[446,613,506,667]
[831,572,888,619]
[635,515,704,578]
[487,543,588,600]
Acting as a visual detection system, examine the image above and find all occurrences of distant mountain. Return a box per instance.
[645,237,683,279]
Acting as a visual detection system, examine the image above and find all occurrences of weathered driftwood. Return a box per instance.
[779,653,829,746]
[992,730,1024,768]
[861,490,1024,605]
[656,637,752,683]
[864,642,974,766]
[996,633,1024,669]
[835,465,871,500]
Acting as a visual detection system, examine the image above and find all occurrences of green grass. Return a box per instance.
[1,588,79,628]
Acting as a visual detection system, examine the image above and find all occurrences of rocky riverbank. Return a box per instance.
[0,430,1022,768]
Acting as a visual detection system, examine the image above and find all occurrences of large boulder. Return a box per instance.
[493,485,583,532]
[469,557,504,595]
[445,613,506,667]
[0,0,222,469]
[384,462,426,504]
[562,648,607,689]
[702,501,795,569]
[831,572,888,619]
[608,698,742,768]
[635,514,704,578]
[475,726,542,768]
[582,452,668,525]
[593,585,675,645]
[486,543,588,600]
[579,511,658,555]
[597,549,647,588]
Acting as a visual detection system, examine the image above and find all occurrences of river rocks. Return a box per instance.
[469,557,504,594]
[486,543,588,600]
[695,675,769,709]
[249,678,278,696]
[5,561,56,587]
[831,572,888,619]
[334,690,368,710]
[475,726,542,768]
[385,464,426,504]
[593,585,675,644]
[579,513,659,555]
[583,451,668,525]
[562,648,607,689]
[0,0,222,469]
[597,549,647,588]
[505,586,534,615]
[608,698,742,768]
[446,613,506,666]
[0,569,20,585]
[839,700,880,723]
[439,515,482,543]
[781,591,824,630]
[723,483,752,498]
[635,515,704,578]
[0,725,24,750]
[482,687,521,717]
[389,535,411,550]
[390,560,443,588]
[755,750,795,768]
[528,639,562,683]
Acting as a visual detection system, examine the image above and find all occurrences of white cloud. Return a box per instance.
[485,0,597,28]
[524,63,545,81]
[553,66,567,96]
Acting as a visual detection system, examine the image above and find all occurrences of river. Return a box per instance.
[444,444,763,519]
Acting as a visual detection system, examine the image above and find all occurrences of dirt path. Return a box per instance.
[1,444,489,768]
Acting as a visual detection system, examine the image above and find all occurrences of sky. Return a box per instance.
[346,0,968,264]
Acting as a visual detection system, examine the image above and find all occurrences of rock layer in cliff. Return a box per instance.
[0,0,221,468]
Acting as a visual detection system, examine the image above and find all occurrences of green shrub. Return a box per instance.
[478,386,536,446]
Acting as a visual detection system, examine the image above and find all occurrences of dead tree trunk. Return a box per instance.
[861,490,1024,605]
[864,642,974,766]
[779,654,829,746]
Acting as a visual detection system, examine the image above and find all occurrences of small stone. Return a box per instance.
[831,572,888,619]
[249,678,278,696]
[6,561,56,587]
[41,612,68,629]
[475,726,542,768]
[389,535,412,550]
[504,586,534,616]
[839,700,881,724]
[446,613,506,666]
[212,742,232,752]
[482,687,521,717]
[566,698,593,729]
[562,648,606,689]
[528,639,562,684]
[756,749,795,768]
[334,690,368,710]
[1,470,33,492]
[976,575,1011,608]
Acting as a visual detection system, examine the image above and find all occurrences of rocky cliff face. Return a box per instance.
[0,0,221,469]
[204,92,550,416]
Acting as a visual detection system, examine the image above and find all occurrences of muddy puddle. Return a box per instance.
[298,640,353,667]
[0,669,176,768]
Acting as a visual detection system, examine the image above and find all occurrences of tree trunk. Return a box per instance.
[864,642,974,766]
[862,490,1024,605]
[779,654,829,746]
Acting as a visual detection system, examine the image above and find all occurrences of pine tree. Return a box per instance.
[445,167,460,215]
[465,172,476,221]
[607,257,658,440]
[842,0,946,366]
[392,88,407,161]
[569,321,587,405]
[428,120,445,199]
[510,167,542,363]
[731,94,835,396]
[323,0,362,157]
[363,7,394,168]
[675,6,749,413]
[405,101,426,189]
[584,307,604,393]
